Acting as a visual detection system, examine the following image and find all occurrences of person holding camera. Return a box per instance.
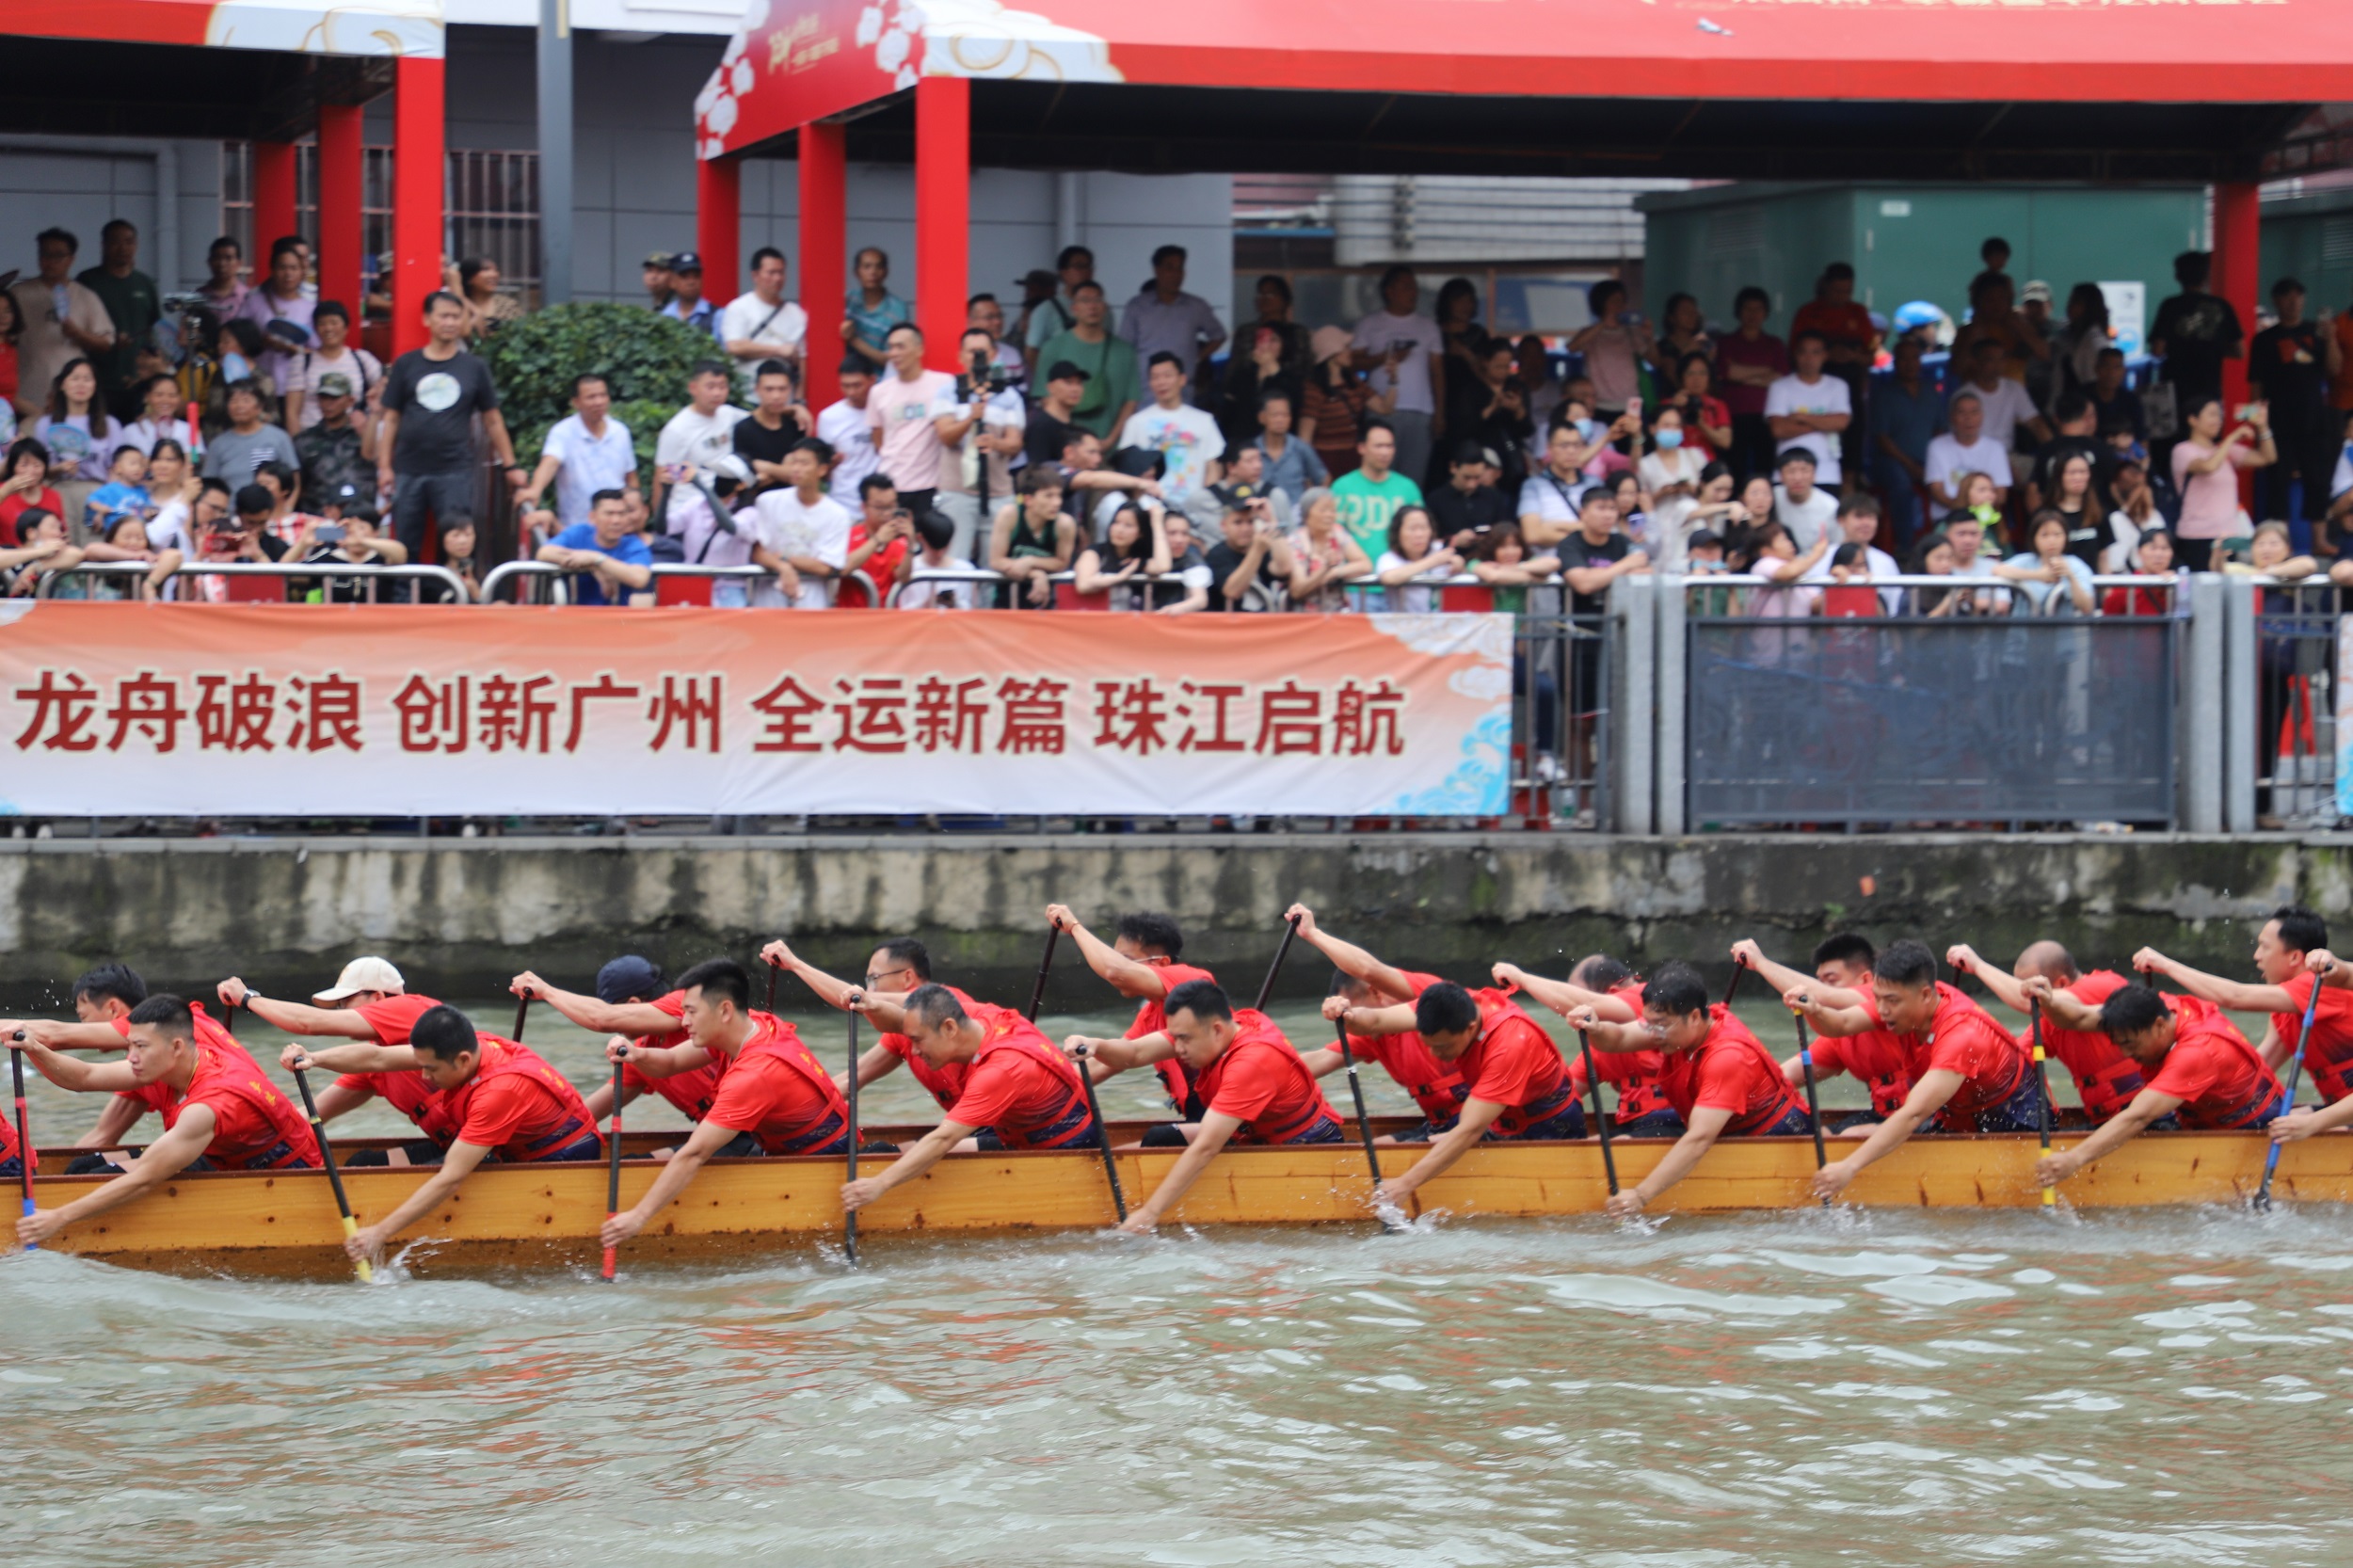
[1203,485,1295,614]
[931,326,1028,564]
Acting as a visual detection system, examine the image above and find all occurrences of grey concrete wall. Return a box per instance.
[5,833,2349,1008]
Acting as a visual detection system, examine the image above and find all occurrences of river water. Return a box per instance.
[5,1000,2349,1564]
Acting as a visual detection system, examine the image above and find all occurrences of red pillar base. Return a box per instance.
[798,121,847,409]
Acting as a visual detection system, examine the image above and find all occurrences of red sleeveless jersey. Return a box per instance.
[706,1013,852,1154]
[946,1002,1096,1148]
[1890,983,2030,1120]
[118,1035,322,1170]
[442,1035,599,1161]
[1193,1018,1342,1145]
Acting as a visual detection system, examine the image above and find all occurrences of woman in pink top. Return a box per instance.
[2169,397,2275,571]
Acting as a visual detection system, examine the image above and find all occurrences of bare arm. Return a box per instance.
[1812,1067,1963,1197]
[841,1122,961,1210]
[1611,1105,1735,1215]
[2036,1088,2181,1182]
[1287,904,1417,1000]
[1123,1110,1242,1232]
[2129,949,2293,1014]
[1376,1096,1505,1201]
[349,1139,494,1258]
[1496,964,1637,1025]
[600,1115,744,1245]
[219,980,384,1040]
[20,1105,217,1245]
[1726,940,1863,1007]
[1042,906,1165,1000]
[508,972,679,1038]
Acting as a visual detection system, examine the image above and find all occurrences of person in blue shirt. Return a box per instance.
[1867,336,1946,552]
[84,442,155,536]
[841,247,911,369]
[536,488,653,606]
[659,252,720,340]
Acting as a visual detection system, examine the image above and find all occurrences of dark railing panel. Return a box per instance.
[1686,615,2178,827]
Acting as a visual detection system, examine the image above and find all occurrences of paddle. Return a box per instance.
[2256,961,2327,1212]
[511,994,530,1043]
[764,958,778,1014]
[8,1034,33,1250]
[1334,1012,1401,1233]
[1032,920,1127,1223]
[1722,957,1748,1010]
[2028,997,2057,1210]
[1575,1027,1618,1200]
[1790,1009,1830,1207]
[1252,913,1305,1012]
[288,1058,374,1284]
[600,1054,625,1282]
[843,1009,861,1268]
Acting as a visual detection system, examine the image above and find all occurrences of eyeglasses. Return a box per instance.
[863,967,914,988]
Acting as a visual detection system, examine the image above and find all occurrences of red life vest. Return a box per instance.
[2031,970,2143,1121]
[1130,960,1219,1117]
[1452,988,1576,1137]
[1193,1025,1344,1145]
[444,1036,600,1161]
[1653,1007,1809,1135]
[721,1013,853,1154]
[122,1038,322,1170]
[338,1068,464,1146]
[2269,970,2353,1104]
[960,1002,1097,1149]
[2164,1009,2288,1129]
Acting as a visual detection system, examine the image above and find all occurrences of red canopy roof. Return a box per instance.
[698,0,2353,160]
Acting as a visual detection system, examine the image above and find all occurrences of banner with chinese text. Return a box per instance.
[0,605,1513,817]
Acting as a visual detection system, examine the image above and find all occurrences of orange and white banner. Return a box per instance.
[0,605,1513,817]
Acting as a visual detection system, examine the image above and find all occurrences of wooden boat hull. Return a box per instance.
[19,1127,2353,1274]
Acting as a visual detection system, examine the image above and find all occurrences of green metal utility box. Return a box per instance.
[1638,183,2206,355]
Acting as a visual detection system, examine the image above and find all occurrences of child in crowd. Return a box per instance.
[84,444,155,536]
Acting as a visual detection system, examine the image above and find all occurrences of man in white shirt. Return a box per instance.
[1350,265,1447,492]
[1771,449,1839,552]
[520,372,638,536]
[1948,335,2049,455]
[653,360,746,520]
[719,248,808,378]
[1118,352,1225,512]
[1515,423,1592,549]
[747,438,852,609]
[933,326,1029,564]
[1800,491,1902,613]
[1923,392,2017,514]
[1118,246,1225,408]
[1764,331,1854,489]
[814,356,880,513]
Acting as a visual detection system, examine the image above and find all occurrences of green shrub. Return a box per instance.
[478,303,733,485]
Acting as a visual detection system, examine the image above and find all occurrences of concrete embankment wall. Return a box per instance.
[5,833,2350,1006]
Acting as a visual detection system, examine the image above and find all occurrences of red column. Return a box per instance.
[315,103,365,314]
[2213,181,2262,416]
[914,74,969,373]
[392,55,446,357]
[250,139,298,264]
[798,120,846,411]
[697,155,741,311]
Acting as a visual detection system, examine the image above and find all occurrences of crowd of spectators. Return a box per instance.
[11,216,2353,616]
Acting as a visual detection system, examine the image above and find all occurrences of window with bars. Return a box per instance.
[223,142,542,307]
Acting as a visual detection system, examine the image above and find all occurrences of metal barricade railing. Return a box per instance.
[36,559,475,603]
[1679,573,2191,829]
[2250,579,2342,827]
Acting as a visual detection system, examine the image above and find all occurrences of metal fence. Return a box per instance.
[2252,582,2339,828]
[1682,582,2180,828]
[37,559,474,602]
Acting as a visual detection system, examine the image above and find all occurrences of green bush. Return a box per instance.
[478,303,732,485]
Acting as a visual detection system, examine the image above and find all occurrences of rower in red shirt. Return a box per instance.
[760,936,999,1152]
[1278,903,1470,1142]
[283,1004,602,1264]
[601,959,852,1253]
[1726,934,1914,1137]
[2038,984,2288,1189]
[1068,979,1341,1234]
[1333,978,1584,1215]
[840,985,1105,1214]
[1045,904,1222,1144]
[1499,952,1686,1137]
[1565,963,1813,1219]
[216,958,463,1166]
[13,994,323,1248]
[1947,939,2143,1125]
[1,965,242,1158]
[1792,940,2038,1203]
[2132,906,2353,1107]
[514,957,738,1154]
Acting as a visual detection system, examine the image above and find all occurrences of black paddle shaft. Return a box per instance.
[1251,915,1304,1013]
[1793,1014,1829,1173]
[604,1059,626,1215]
[1336,1017,1385,1188]
[843,1012,860,1267]
[1576,1030,1618,1197]
[1721,960,1748,1011]
[1026,924,1062,1023]
[289,1065,362,1232]
[9,1039,33,1211]
[511,995,530,1043]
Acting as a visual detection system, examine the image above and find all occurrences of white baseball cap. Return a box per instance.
[313,956,405,1003]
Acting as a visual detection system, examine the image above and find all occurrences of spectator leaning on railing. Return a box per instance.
[535,488,652,606]
[747,440,852,609]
